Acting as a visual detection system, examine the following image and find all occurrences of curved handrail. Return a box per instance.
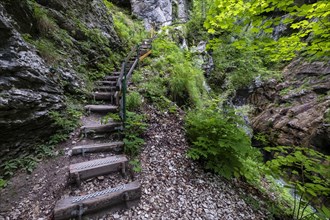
[116,18,188,124]
[116,43,142,123]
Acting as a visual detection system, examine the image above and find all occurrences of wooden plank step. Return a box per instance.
[54,181,141,220]
[112,71,120,76]
[94,86,117,92]
[95,81,116,86]
[104,76,118,81]
[72,142,124,155]
[91,92,115,101]
[70,155,127,182]
[84,105,118,113]
[81,122,122,134]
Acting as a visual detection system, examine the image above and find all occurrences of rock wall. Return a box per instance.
[0,0,122,164]
[249,60,330,153]
[130,0,188,29]
[0,4,64,164]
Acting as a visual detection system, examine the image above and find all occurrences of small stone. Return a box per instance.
[97,176,104,181]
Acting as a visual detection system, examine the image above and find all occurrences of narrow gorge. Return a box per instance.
[0,0,329,219]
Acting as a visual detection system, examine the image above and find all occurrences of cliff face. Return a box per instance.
[0,4,64,164]
[130,0,188,29]
[0,0,123,164]
[249,60,330,153]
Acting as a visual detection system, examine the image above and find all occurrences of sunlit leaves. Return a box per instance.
[205,0,330,61]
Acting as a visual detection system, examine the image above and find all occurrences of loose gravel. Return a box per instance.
[0,104,271,220]
[97,104,270,220]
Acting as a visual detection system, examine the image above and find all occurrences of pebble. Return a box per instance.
[97,176,104,181]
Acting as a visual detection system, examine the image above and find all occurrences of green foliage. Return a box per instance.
[129,159,142,172]
[31,1,57,34]
[185,0,211,45]
[101,112,121,124]
[0,178,7,189]
[185,99,261,179]
[126,91,143,111]
[254,132,269,146]
[123,112,147,157]
[103,0,147,48]
[1,156,38,177]
[204,0,330,61]
[151,38,207,107]
[208,37,276,93]
[265,146,330,219]
[34,38,60,64]
[49,99,82,143]
[23,34,60,64]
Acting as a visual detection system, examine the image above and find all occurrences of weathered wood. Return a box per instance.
[69,155,127,182]
[54,181,141,220]
[71,142,124,155]
[126,59,139,81]
[112,71,121,76]
[84,105,118,113]
[95,81,116,86]
[94,86,117,92]
[139,50,152,61]
[104,76,119,81]
[81,122,122,134]
[92,92,115,101]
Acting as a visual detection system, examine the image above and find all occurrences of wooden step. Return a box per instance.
[54,181,141,220]
[94,86,117,92]
[95,81,116,86]
[70,155,127,183]
[72,142,124,155]
[112,71,120,76]
[84,105,118,113]
[91,92,115,101]
[81,122,122,135]
[104,76,118,81]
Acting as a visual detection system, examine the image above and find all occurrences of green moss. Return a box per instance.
[103,0,147,48]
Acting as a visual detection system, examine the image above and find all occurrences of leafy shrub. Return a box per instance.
[265,146,330,219]
[151,39,206,107]
[126,91,142,111]
[185,99,260,179]
[32,2,57,34]
[103,0,147,48]
[208,38,274,94]
[34,38,60,64]
[49,99,83,134]
[124,112,147,157]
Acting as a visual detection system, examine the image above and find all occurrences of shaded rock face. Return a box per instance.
[131,0,172,29]
[0,0,122,164]
[249,60,330,153]
[0,5,64,163]
[130,0,187,29]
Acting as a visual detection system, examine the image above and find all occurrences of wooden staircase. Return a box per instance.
[53,39,152,220]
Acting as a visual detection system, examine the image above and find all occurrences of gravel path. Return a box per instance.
[0,104,271,220]
[102,104,269,220]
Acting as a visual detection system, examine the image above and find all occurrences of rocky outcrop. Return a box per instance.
[0,4,64,164]
[130,0,172,29]
[0,0,123,164]
[249,60,330,153]
[130,0,188,29]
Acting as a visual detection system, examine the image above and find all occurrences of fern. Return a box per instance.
[185,99,260,179]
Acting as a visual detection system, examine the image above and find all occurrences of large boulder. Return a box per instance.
[249,60,330,153]
[129,0,188,29]
[130,0,172,29]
